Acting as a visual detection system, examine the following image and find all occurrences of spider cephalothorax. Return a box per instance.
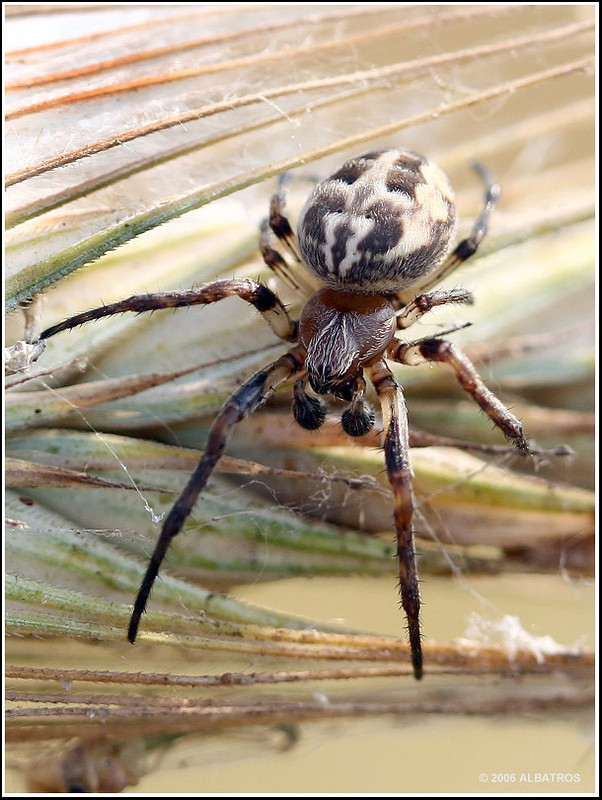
[298,289,396,394]
[37,148,530,679]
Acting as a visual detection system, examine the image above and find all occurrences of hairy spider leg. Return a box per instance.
[128,348,304,643]
[259,219,306,295]
[395,289,540,457]
[396,162,500,305]
[396,287,474,330]
[257,171,305,295]
[269,171,306,264]
[260,174,323,297]
[40,278,297,343]
[36,277,306,641]
[389,337,530,454]
[367,359,422,679]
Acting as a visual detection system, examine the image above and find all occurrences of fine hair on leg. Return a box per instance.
[128,348,304,643]
[367,359,423,679]
[40,278,297,343]
[389,337,529,454]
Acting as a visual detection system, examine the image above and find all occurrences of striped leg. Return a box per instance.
[396,162,500,305]
[259,219,306,294]
[40,278,297,342]
[260,173,320,296]
[268,172,301,262]
[396,287,473,330]
[389,337,530,454]
[128,347,304,643]
[430,162,500,286]
[367,359,423,680]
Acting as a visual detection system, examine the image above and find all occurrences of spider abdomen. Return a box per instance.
[297,149,457,293]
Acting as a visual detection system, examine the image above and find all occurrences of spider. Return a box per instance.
[37,148,530,680]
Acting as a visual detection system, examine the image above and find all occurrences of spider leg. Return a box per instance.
[269,172,302,263]
[260,175,318,296]
[389,337,530,454]
[409,428,570,458]
[39,278,297,342]
[260,219,306,295]
[366,359,423,680]
[397,162,500,304]
[435,162,500,281]
[128,346,305,643]
[396,287,474,329]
